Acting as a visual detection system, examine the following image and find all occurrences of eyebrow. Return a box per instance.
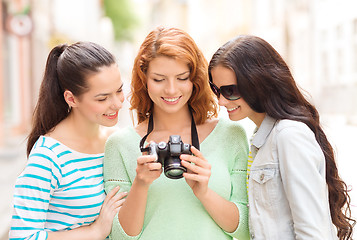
[94,83,123,97]
[152,71,190,77]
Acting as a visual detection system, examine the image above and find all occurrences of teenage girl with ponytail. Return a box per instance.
[9,42,127,240]
[208,35,355,239]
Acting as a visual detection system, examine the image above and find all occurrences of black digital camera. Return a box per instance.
[148,135,191,179]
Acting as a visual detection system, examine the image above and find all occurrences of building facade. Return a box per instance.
[0,0,115,149]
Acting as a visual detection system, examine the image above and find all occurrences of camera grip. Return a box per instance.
[148,142,158,162]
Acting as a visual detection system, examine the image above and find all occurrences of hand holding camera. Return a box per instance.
[180,145,212,200]
[148,135,191,179]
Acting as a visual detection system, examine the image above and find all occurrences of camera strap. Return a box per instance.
[140,106,200,152]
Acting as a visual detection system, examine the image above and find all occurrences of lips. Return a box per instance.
[227,106,239,113]
[104,112,118,119]
[162,96,181,104]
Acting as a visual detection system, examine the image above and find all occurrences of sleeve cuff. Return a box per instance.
[224,202,250,240]
[110,212,142,240]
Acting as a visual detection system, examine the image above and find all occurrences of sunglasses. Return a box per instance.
[209,81,241,100]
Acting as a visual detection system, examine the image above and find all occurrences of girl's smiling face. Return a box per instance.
[71,64,124,127]
[210,65,265,126]
[146,56,193,115]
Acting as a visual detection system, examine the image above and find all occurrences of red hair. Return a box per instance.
[130,26,217,124]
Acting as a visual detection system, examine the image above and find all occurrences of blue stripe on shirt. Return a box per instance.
[47,209,99,219]
[13,195,49,203]
[61,156,103,167]
[14,205,48,212]
[63,164,103,177]
[49,142,60,150]
[19,174,51,183]
[51,201,103,209]
[62,180,103,191]
[52,190,104,200]
[57,150,71,158]
[15,185,51,193]
[29,153,62,176]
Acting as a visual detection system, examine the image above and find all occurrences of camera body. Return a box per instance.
[149,135,191,179]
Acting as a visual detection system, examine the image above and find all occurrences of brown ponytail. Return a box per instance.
[27,42,116,156]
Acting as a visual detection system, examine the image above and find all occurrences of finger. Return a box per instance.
[147,162,162,171]
[181,160,210,175]
[106,191,127,208]
[137,155,157,165]
[108,198,126,213]
[103,186,120,204]
[183,172,209,182]
[114,198,126,208]
[190,146,204,158]
[111,191,128,202]
[115,191,128,198]
[150,168,163,177]
[181,154,210,169]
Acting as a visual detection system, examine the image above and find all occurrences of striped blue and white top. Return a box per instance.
[9,136,106,240]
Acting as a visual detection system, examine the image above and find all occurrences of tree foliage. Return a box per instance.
[103,0,138,41]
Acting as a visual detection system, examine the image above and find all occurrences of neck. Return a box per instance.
[152,105,192,132]
[65,111,101,140]
[249,112,266,128]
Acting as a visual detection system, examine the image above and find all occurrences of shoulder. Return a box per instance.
[274,119,320,150]
[28,136,65,171]
[30,136,64,157]
[205,118,248,149]
[105,126,139,152]
[217,118,247,137]
[101,126,120,139]
[275,119,314,138]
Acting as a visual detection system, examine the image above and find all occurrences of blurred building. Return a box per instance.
[133,0,357,126]
[131,0,252,60]
[249,0,357,124]
[1,0,357,149]
[0,0,115,149]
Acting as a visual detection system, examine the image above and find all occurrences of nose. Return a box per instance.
[111,93,124,110]
[164,79,177,95]
[217,94,229,106]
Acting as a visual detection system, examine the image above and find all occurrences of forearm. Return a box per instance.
[198,188,239,233]
[118,178,149,236]
[47,224,102,240]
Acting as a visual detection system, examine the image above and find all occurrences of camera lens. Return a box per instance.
[167,168,184,177]
[164,158,186,179]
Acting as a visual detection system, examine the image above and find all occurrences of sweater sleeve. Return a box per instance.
[9,146,61,240]
[224,123,250,240]
[103,130,141,240]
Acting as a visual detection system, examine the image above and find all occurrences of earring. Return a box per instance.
[68,105,72,113]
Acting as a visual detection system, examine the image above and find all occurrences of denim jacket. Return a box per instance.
[247,115,337,240]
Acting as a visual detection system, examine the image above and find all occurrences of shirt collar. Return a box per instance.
[252,115,278,148]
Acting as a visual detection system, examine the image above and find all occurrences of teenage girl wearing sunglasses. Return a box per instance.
[208,35,355,240]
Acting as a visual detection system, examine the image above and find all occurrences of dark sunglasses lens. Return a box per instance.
[221,85,240,100]
[209,82,219,96]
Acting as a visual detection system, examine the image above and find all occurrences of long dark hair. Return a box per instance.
[27,42,116,156]
[208,35,355,239]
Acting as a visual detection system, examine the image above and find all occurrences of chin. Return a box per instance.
[228,114,243,122]
[102,121,118,127]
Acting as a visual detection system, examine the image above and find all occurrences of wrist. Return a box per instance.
[197,187,213,203]
[133,177,151,190]
[88,220,105,240]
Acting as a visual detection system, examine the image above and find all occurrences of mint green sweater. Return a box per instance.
[104,118,250,240]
